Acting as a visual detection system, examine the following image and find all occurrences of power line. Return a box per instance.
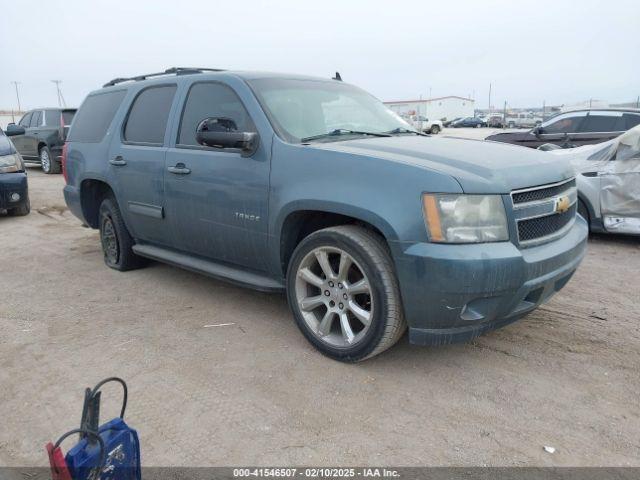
[51,80,66,107]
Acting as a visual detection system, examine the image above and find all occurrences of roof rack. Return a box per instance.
[102,67,225,88]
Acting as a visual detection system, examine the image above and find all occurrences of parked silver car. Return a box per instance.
[545,125,640,235]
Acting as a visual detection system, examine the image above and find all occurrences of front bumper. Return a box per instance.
[0,172,29,210]
[393,217,588,346]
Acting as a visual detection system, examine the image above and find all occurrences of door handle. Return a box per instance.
[167,163,191,175]
[109,156,127,166]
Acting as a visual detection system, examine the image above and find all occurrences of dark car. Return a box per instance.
[443,117,462,127]
[62,67,586,362]
[4,108,76,174]
[451,117,486,128]
[0,129,30,216]
[485,109,640,149]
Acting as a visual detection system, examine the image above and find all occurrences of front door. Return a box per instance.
[108,84,178,246]
[10,112,32,157]
[164,81,271,271]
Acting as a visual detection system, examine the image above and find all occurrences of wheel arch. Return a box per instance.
[79,178,117,228]
[277,202,398,277]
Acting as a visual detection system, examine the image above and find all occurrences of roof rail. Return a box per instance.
[102,67,225,88]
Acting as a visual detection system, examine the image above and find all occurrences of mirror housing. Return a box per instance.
[532,126,543,136]
[5,124,25,136]
[195,117,258,155]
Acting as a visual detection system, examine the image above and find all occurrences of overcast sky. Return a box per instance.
[1,0,638,111]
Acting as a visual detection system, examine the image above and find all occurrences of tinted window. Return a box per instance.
[542,113,585,134]
[580,113,625,133]
[624,114,640,130]
[178,83,255,146]
[124,85,177,144]
[45,110,59,126]
[30,111,42,127]
[19,112,32,127]
[62,110,75,126]
[68,90,126,143]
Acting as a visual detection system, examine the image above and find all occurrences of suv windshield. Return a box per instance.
[248,78,412,143]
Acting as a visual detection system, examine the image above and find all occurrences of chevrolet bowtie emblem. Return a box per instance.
[555,195,571,214]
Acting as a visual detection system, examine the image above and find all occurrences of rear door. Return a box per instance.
[163,81,271,270]
[108,84,178,246]
[572,111,626,146]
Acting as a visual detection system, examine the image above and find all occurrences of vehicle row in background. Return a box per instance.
[542,125,640,236]
[3,108,76,174]
[486,109,640,149]
[0,129,30,216]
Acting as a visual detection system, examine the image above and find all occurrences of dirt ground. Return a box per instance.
[1,129,639,467]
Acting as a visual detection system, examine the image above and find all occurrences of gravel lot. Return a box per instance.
[1,128,639,467]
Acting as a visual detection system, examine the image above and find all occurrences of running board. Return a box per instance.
[132,244,284,293]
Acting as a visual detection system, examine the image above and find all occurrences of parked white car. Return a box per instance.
[410,115,443,134]
[505,112,543,129]
[543,125,640,235]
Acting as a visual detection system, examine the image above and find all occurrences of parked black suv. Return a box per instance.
[4,108,76,174]
[486,108,640,148]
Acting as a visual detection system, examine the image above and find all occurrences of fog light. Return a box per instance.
[10,192,21,202]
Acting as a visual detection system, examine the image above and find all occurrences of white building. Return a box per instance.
[384,96,475,122]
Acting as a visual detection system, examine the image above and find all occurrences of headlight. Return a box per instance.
[0,153,23,173]
[422,194,509,243]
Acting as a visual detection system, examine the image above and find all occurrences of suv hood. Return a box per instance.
[312,135,574,193]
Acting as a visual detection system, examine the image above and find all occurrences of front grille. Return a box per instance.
[512,179,576,204]
[518,205,576,242]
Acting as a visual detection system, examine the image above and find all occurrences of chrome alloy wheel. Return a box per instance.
[295,246,373,347]
[40,148,51,172]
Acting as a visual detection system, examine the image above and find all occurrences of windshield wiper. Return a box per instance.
[385,127,428,136]
[300,128,392,143]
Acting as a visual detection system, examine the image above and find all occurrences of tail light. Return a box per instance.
[61,143,68,183]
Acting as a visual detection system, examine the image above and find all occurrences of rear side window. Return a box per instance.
[124,85,177,145]
[45,110,59,126]
[580,113,625,132]
[178,82,255,146]
[69,90,126,143]
[624,114,640,130]
[62,110,75,126]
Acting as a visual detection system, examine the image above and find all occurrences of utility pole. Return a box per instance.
[542,100,546,120]
[488,83,492,111]
[11,81,21,113]
[51,80,66,107]
[503,100,507,129]
[636,95,639,108]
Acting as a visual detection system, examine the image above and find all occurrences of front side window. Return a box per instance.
[19,112,32,127]
[30,111,42,127]
[178,82,255,146]
[248,78,411,143]
[541,112,586,134]
[624,114,640,130]
[124,85,177,144]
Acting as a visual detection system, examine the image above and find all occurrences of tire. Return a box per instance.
[98,196,145,271]
[286,225,406,362]
[430,125,441,134]
[40,146,60,174]
[8,197,30,216]
[577,199,591,231]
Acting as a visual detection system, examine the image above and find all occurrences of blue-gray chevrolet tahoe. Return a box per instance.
[63,67,588,362]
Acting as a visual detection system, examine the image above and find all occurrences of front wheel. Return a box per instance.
[287,225,406,362]
[430,125,441,134]
[577,199,591,231]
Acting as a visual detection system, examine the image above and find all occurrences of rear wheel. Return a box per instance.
[287,225,406,362]
[40,146,60,174]
[99,196,145,271]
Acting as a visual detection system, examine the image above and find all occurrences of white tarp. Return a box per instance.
[547,125,640,234]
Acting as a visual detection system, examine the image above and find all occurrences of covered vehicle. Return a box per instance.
[545,125,640,235]
[0,129,30,216]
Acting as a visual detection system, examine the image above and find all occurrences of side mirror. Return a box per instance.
[532,126,544,136]
[195,117,258,155]
[5,124,26,136]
